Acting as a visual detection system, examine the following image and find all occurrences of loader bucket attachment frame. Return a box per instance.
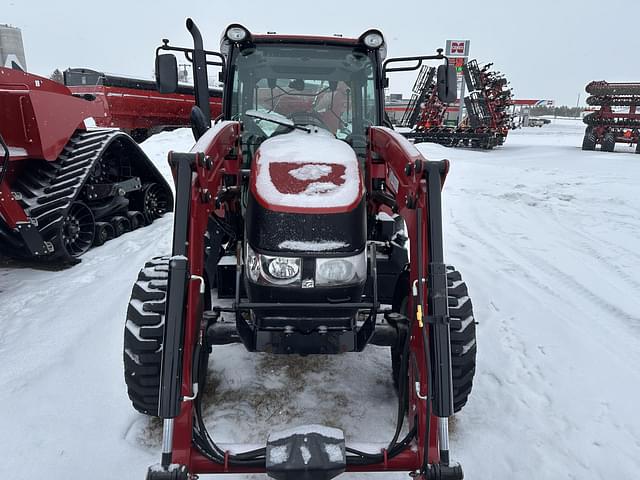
[149,126,462,480]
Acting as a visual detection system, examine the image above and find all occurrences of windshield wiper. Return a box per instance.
[245,110,311,133]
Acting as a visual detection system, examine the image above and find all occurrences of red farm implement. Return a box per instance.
[582,81,640,153]
[401,59,514,149]
[63,68,223,142]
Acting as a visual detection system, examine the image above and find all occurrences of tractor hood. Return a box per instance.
[249,128,363,215]
[247,128,366,254]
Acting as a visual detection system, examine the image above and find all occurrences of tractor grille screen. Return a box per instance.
[246,193,366,254]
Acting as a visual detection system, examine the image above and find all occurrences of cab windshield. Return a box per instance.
[228,43,378,158]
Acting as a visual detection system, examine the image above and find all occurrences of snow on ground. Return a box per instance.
[1,119,639,479]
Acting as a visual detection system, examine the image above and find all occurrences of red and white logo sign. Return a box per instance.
[446,40,469,57]
[451,42,465,54]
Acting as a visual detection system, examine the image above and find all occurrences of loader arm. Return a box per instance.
[159,120,243,465]
[367,126,459,476]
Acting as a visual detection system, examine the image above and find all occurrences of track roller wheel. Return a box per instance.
[391,266,477,413]
[123,256,169,415]
[134,183,171,225]
[582,131,597,151]
[93,222,115,246]
[601,133,616,152]
[110,215,131,237]
[127,211,145,230]
[59,201,96,258]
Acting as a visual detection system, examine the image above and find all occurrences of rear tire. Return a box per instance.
[123,256,169,416]
[601,133,616,152]
[391,266,477,413]
[582,131,597,151]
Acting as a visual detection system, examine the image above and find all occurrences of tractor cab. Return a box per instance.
[220,28,384,163]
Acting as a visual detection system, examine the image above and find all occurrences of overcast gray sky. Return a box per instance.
[4,0,639,106]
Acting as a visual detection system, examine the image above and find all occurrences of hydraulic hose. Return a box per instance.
[0,133,9,187]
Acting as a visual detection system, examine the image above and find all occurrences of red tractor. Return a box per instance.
[0,67,173,263]
[124,19,477,480]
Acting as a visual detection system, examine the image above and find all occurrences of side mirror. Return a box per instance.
[288,79,305,91]
[436,64,457,103]
[155,54,178,94]
[190,106,209,141]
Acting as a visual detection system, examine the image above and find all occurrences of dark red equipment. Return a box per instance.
[63,68,223,142]
[123,19,477,480]
[402,60,514,149]
[582,81,640,153]
[0,67,173,262]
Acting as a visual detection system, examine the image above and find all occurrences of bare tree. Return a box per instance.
[50,68,64,84]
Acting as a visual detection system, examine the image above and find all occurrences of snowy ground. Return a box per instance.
[1,119,639,479]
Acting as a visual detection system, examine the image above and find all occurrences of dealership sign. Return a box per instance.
[445,40,470,57]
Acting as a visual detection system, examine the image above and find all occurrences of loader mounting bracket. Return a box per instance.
[424,463,464,480]
[146,464,190,480]
[266,426,346,480]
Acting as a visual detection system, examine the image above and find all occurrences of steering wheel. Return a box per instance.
[241,114,269,164]
[288,111,331,131]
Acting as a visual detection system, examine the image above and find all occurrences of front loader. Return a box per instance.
[123,19,477,480]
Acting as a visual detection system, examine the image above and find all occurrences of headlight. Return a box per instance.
[266,256,300,280]
[226,26,248,42]
[246,244,260,282]
[316,250,366,286]
[361,30,384,49]
[246,244,301,285]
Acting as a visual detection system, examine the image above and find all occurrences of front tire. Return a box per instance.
[391,266,477,413]
[446,266,477,412]
[123,256,169,416]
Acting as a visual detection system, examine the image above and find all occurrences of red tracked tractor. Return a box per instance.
[124,19,477,480]
[0,67,173,263]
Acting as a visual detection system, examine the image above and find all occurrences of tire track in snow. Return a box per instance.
[457,193,640,331]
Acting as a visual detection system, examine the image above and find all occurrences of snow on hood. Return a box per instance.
[252,128,362,213]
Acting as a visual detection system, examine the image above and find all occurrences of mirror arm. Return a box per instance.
[184,51,224,68]
[382,52,448,77]
[158,43,225,68]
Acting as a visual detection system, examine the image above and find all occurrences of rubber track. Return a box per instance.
[123,256,169,416]
[12,129,124,260]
